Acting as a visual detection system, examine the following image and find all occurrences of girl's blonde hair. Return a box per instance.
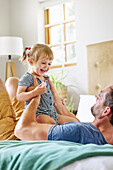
[20,44,54,63]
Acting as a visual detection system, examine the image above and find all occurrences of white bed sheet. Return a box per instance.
[61,156,113,170]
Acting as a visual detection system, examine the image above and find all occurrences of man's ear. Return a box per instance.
[103,106,111,116]
[28,58,33,65]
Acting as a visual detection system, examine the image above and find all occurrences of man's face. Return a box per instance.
[91,87,111,117]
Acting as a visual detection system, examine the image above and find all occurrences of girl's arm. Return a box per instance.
[49,79,78,119]
[48,80,65,105]
[17,80,47,102]
[16,86,35,101]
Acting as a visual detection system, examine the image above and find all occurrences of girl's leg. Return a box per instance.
[58,115,80,125]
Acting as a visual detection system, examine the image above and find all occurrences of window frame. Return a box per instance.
[44,2,77,68]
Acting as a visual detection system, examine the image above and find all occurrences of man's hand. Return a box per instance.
[27,77,46,96]
[33,83,46,96]
[27,76,38,92]
[26,77,46,103]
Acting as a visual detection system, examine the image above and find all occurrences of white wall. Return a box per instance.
[0,0,10,36]
[10,0,41,79]
[0,0,10,81]
[74,0,113,96]
[10,0,39,47]
[69,0,113,108]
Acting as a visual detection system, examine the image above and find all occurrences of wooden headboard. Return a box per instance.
[87,40,113,95]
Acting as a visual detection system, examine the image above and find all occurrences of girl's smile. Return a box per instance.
[30,56,53,77]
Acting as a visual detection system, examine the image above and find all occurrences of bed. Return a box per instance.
[1,140,113,170]
[1,95,113,170]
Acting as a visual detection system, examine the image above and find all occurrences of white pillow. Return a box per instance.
[76,95,96,122]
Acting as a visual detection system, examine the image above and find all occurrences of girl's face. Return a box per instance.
[33,56,53,76]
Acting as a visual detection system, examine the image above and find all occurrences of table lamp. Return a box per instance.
[0,36,23,80]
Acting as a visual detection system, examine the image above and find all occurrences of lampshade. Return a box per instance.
[0,36,23,56]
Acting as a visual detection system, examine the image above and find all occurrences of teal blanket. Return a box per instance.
[0,140,113,170]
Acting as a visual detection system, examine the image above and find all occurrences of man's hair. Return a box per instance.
[103,87,113,125]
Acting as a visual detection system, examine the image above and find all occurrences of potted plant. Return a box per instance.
[49,71,67,103]
[48,70,76,114]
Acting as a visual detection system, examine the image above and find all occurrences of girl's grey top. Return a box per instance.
[18,72,59,123]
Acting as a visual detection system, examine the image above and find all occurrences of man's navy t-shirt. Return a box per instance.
[48,122,108,145]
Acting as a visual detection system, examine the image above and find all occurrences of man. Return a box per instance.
[1,77,113,144]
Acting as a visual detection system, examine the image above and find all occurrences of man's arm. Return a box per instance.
[14,95,52,140]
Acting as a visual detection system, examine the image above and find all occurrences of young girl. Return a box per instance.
[17,44,79,124]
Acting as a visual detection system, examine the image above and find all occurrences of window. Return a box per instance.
[44,1,76,68]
